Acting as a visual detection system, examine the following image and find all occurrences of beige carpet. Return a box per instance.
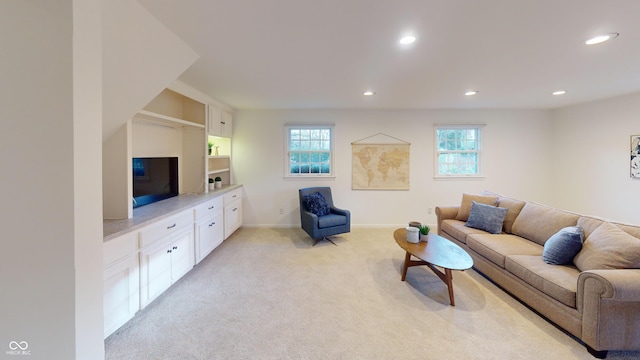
[105,228,640,360]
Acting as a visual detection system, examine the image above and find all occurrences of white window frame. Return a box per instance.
[434,124,485,180]
[284,124,335,179]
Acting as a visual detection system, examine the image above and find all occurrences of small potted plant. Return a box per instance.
[418,224,430,241]
[208,178,215,191]
[208,139,215,155]
[214,176,222,188]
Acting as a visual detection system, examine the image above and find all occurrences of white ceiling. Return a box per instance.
[138,0,640,110]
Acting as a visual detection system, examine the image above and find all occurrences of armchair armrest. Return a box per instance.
[435,206,459,235]
[577,269,640,350]
[300,210,319,233]
[330,206,350,218]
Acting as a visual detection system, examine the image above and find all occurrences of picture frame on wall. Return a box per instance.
[631,135,640,178]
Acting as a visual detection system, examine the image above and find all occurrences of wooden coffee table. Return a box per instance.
[394,228,473,306]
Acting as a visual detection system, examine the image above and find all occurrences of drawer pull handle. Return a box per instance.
[167,224,176,229]
[173,246,178,250]
[232,195,237,198]
[221,121,226,124]
[208,206,215,210]
[167,249,172,254]
[233,208,238,212]
[209,222,215,227]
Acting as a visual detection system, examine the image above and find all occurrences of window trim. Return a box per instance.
[434,124,485,180]
[284,124,336,180]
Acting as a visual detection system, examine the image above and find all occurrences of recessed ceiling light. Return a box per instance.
[399,35,416,45]
[552,90,567,96]
[363,91,375,96]
[585,33,619,45]
[465,91,478,96]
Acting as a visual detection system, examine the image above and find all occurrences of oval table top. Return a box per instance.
[394,228,473,271]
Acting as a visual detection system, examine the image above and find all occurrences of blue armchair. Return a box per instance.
[299,187,351,245]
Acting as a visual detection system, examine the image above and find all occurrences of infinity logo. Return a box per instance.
[9,341,28,350]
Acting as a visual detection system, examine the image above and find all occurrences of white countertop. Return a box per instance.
[103,184,242,242]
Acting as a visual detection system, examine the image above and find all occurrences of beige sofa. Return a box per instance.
[436,193,640,358]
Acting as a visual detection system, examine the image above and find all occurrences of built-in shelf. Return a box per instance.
[208,168,231,175]
[136,110,205,129]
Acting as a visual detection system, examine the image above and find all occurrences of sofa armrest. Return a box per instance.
[435,206,459,235]
[577,269,640,350]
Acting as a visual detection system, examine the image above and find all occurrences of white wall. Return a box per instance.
[233,109,554,228]
[551,92,640,224]
[0,1,103,359]
[73,0,104,358]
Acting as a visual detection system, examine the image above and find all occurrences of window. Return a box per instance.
[285,125,334,178]
[435,125,483,177]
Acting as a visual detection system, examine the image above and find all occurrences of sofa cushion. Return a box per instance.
[496,197,526,234]
[574,222,640,271]
[511,202,580,246]
[304,192,330,216]
[467,233,543,268]
[614,222,640,239]
[505,255,579,308]
[577,216,606,239]
[542,226,584,265]
[455,193,499,221]
[440,219,488,245]
[466,201,508,234]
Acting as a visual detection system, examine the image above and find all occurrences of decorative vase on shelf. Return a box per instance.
[214,146,220,156]
[214,177,222,188]
[208,179,214,191]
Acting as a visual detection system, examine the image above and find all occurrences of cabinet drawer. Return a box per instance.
[224,188,242,205]
[194,197,224,221]
[139,210,193,248]
[104,233,138,267]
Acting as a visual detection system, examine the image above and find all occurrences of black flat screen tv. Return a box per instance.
[132,157,179,209]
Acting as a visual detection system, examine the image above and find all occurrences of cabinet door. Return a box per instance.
[224,199,242,239]
[170,226,195,282]
[196,212,224,263]
[103,255,139,338]
[208,104,222,136]
[221,110,233,137]
[139,237,173,308]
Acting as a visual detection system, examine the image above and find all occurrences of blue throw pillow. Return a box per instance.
[304,192,330,216]
[542,226,584,265]
[465,201,508,234]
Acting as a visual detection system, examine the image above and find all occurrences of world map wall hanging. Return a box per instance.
[351,133,410,190]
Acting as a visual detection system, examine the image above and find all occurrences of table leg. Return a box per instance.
[445,268,455,306]
[401,251,411,281]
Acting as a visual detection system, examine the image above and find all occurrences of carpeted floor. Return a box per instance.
[105,228,640,360]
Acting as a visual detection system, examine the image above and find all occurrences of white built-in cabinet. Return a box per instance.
[103,186,243,338]
[207,103,233,188]
[103,233,139,338]
[208,104,233,138]
[103,80,240,337]
[138,209,195,308]
[195,197,224,263]
[224,187,243,238]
